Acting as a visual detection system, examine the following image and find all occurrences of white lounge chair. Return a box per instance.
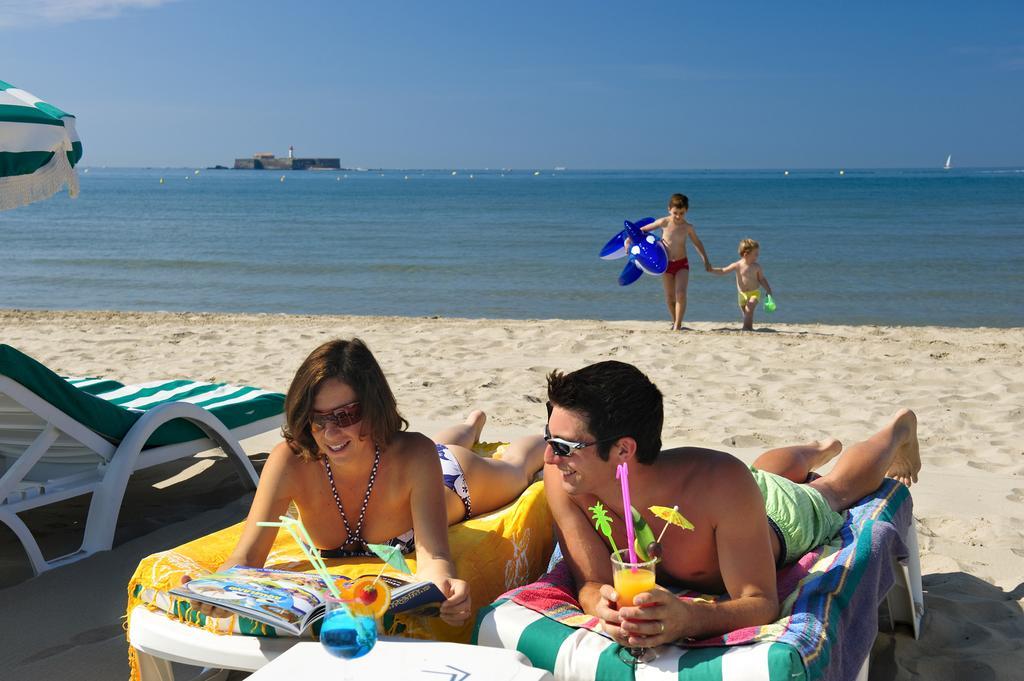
[0,344,284,575]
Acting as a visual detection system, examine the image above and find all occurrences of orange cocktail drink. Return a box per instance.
[610,548,657,606]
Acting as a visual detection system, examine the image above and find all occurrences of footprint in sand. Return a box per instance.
[1006,488,1024,504]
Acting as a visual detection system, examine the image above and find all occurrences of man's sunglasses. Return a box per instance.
[543,423,622,458]
[310,401,363,430]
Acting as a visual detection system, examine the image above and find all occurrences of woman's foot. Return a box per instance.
[885,409,921,488]
[465,410,486,445]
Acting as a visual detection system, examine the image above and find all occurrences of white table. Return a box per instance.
[246,640,552,681]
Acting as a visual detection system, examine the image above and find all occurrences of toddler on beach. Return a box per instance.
[710,238,773,331]
[633,193,712,330]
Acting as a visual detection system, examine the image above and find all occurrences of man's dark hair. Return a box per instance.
[546,361,663,464]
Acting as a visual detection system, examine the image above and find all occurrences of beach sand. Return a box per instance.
[1,310,1021,680]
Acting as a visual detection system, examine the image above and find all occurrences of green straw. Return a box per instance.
[258,516,341,598]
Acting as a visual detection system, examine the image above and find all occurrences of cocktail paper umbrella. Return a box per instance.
[649,505,694,533]
[0,79,83,210]
[367,543,412,575]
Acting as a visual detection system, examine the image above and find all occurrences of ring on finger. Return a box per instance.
[659,621,665,634]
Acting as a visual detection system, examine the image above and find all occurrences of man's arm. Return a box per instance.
[687,224,713,270]
[614,460,779,645]
[543,468,614,616]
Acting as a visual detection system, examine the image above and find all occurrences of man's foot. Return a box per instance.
[811,438,843,470]
[885,409,921,488]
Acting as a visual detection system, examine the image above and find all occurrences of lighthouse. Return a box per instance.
[288,145,294,159]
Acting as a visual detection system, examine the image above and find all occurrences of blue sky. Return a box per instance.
[3,1,1022,169]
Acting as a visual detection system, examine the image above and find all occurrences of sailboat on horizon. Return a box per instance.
[943,154,953,170]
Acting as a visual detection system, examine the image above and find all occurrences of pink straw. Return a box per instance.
[616,463,638,567]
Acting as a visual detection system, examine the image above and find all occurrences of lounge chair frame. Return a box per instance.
[0,374,276,575]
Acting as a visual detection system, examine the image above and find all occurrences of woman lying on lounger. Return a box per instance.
[185,338,545,626]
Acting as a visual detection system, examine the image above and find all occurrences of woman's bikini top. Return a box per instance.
[317,446,416,559]
[319,528,415,559]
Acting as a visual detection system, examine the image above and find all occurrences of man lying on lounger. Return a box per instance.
[542,361,921,647]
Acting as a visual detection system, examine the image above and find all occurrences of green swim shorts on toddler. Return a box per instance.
[749,466,846,566]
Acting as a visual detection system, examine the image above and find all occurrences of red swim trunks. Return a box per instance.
[666,258,689,275]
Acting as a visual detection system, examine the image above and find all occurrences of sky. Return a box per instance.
[2,0,1022,169]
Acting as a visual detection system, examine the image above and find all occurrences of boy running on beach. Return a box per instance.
[710,238,773,331]
[637,194,712,330]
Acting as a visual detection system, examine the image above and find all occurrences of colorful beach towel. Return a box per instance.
[126,458,553,681]
[475,479,913,681]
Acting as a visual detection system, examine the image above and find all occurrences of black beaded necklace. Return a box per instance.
[323,444,381,553]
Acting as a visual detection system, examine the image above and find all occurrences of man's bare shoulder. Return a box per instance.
[658,447,755,493]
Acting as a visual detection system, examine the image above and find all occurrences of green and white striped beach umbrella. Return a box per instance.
[0,79,83,211]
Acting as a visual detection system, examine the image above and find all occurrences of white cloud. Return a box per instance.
[0,0,177,28]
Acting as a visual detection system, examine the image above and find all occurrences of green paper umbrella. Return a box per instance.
[368,543,412,574]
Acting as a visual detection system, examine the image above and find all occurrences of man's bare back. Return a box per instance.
[563,447,773,594]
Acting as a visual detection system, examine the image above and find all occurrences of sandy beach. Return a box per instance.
[1,309,1021,680]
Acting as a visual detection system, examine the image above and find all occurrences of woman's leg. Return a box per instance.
[810,408,920,512]
[751,439,843,483]
[432,410,487,451]
[444,433,546,521]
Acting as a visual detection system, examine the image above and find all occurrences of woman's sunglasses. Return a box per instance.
[310,401,363,430]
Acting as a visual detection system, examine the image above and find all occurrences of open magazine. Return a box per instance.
[169,566,447,636]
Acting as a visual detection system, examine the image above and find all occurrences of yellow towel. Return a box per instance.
[125,476,552,680]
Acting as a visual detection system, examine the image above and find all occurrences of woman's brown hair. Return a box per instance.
[282,338,408,461]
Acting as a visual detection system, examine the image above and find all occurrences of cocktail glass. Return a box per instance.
[319,575,391,661]
[319,596,378,660]
[610,548,659,666]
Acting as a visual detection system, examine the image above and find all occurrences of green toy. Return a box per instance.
[631,507,657,562]
[764,294,777,313]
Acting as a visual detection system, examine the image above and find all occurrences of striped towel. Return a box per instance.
[475,480,912,681]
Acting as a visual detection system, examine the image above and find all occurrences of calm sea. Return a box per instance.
[2,167,1022,327]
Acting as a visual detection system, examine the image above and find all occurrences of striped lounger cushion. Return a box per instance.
[474,480,913,681]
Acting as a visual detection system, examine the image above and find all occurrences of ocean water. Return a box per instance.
[2,167,1022,327]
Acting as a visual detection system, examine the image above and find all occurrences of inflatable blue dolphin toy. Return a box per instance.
[599,217,669,286]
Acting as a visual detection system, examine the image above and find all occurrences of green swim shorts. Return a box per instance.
[749,466,846,566]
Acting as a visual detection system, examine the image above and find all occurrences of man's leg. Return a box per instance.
[751,439,843,483]
[674,269,690,328]
[809,409,921,512]
[661,273,677,328]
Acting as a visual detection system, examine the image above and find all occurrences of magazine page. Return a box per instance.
[169,566,330,635]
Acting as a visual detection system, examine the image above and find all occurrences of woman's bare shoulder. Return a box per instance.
[262,440,318,488]
[388,430,437,458]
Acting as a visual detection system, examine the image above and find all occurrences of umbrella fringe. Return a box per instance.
[0,141,79,211]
